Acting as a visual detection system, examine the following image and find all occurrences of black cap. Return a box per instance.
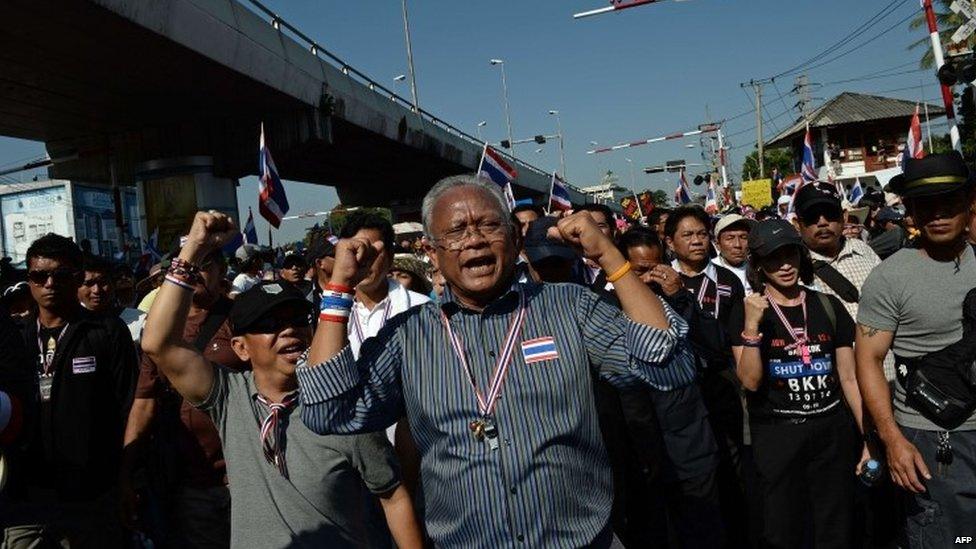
[305,237,336,263]
[889,151,973,198]
[229,281,313,335]
[793,182,841,216]
[748,219,803,258]
[523,217,578,264]
[282,253,308,270]
[876,207,904,223]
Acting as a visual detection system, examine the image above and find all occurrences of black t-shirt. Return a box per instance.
[679,264,744,370]
[729,289,855,419]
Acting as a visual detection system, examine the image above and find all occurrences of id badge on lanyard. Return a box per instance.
[38,374,53,402]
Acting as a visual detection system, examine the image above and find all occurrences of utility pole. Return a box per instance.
[794,75,812,120]
[741,80,766,178]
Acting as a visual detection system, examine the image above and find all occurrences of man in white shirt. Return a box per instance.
[711,214,755,296]
[338,213,430,432]
[231,245,264,295]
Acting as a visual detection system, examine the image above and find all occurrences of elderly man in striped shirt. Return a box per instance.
[298,174,695,548]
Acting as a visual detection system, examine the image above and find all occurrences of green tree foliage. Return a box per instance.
[740,148,795,180]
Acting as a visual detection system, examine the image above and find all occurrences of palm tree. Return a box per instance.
[909,0,972,68]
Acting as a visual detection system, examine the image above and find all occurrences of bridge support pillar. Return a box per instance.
[135,156,238,253]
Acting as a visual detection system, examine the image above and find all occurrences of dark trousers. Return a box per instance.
[750,409,858,549]
[631,469,725,549]
[700,370,748,548]
[900,426,976,549]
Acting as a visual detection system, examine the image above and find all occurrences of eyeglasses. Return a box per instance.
[245,311,314,334]
[28,269,80,286]
[432,219,510,251]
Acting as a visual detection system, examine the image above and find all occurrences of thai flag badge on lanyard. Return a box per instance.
[521,337,559,364]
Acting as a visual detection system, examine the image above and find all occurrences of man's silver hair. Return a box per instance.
[421,174,511,236]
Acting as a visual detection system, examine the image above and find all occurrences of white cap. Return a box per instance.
[713,214,757,236]
[777,195,791,206]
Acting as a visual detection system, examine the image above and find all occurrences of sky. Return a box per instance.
[0,0,940,244]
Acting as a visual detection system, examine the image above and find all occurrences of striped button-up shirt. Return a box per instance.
[809,236,880,321]
[296,280,694,548]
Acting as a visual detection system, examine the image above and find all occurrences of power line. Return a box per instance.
[768,0,909,80]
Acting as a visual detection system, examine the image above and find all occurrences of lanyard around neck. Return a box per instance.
[36,319,69,375]
[440,290,526,418]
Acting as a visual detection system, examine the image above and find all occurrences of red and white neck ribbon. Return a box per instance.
[441,290,526,417]
[256,391,300,478]
[764,290,811,366]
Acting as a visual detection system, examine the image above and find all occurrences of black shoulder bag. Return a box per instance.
[812,260,860,303]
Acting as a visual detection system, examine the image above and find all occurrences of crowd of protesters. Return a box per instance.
[0,151,973,548]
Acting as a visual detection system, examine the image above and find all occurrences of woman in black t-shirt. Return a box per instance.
[729,219,871,549]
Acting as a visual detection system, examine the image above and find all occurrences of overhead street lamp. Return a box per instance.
[476,120,487,143]
[548,109,567,180]
[393,74,407,82]
[489,58,516,163]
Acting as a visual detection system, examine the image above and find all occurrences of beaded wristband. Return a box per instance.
[740,331,763,348]
[164,274,195,291]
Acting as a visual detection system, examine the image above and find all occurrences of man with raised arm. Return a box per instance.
[141,212,422,549]
[296,174,693,547]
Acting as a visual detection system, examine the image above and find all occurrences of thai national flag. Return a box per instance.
[258,123,289,229]
[674,170,692,205]
[143,227,162,263]
[549,172,572,212]
[243,207,259,244]
[903,104,924,170]
[478,145,518,209]
[801,126,818,185]
[848,178,864,206]
[704,180,718,214]
[521,337,559,364]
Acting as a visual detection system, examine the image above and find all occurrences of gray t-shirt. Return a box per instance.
[196,366,400,549]
[858,245,976,431]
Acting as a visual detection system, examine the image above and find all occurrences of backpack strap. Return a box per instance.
[815,291,836,335]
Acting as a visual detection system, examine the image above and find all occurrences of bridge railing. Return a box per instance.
[240,0,580,192]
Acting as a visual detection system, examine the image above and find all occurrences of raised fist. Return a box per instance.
[181,211,239,262]
[546,212,614,262]
[743,293,769,329]
[331,238,385,289]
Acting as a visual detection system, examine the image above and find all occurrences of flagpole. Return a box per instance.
[546,177,554,215]
[477,142,488,174]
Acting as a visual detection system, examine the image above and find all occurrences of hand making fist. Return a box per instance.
[743,293,769,330]
[181,210,239,262]
[547,212,614,263]
[331,238,385,289]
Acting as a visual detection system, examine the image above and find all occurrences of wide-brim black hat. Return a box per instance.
[889,151,974,198]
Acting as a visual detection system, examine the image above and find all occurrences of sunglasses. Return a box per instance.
[28,269,81,286]
[244,311,314,334]
[799,206,843,225]
[82,277,110,288]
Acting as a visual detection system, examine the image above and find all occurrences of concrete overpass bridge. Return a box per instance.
[0,0,590,225]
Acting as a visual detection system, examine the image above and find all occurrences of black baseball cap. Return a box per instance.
[748,219,803,258]
[793,183,841,217]
[305,237,336,263]
[523,217,578,264]
[889,151,974,198]
[282,253,308,270]
[229,281,313,335]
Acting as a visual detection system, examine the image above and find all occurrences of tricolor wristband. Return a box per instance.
[324,282,354,294]
[320,289,353,323]
[164,274,195,291]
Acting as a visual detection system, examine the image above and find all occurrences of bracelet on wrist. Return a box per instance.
[319,311,350,323]
[164,274,195,292]
[740,331,763,346]
[325,282,354,294]
[606,261,632,283]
